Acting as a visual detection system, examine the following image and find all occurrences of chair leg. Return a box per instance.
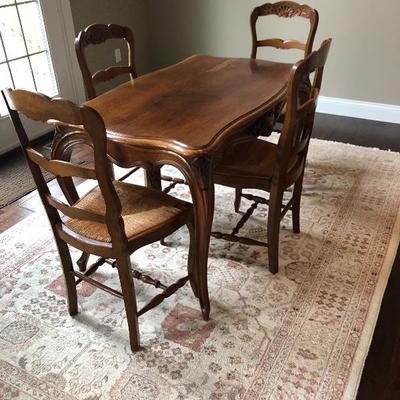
[77,252,90,272]
[187,220,199,298]
[292,175,304,234]
[145,166,166,246]
[267,190,283,274]
[234,188,242,213]
[145,165,162,191]
[54,237,78,316]
[116,255,141,352]
[107,159,115,180]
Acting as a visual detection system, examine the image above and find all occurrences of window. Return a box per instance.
[0,0,58,116]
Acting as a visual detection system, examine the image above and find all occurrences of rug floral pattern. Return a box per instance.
[1,138,400,399]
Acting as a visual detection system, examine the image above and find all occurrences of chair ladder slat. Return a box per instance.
[92,66,133,84]
[27,148,97,180]
[46,194,107,224]
[297,97,317,119]
[257,38,305,51]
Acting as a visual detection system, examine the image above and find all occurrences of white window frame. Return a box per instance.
[0,0,85,155]
[40,0,85,104]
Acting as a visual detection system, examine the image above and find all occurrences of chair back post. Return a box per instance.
[250,1,319,59]
[75,23,137,100]
[1,89,74,225]
[80,106,129,251]
[276,38,332,181]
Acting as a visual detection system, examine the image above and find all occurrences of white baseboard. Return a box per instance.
[317,96,400,124]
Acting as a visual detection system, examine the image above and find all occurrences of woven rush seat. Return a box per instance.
[215,138,297,187]
[66,181,191,242]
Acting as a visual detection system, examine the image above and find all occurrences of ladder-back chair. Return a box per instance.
[234,2,319,209]
[213,39,332,274]
[75,23,137,100]
[75,24,176,236]
[249,0,319,129]
[75,23,168,257]
[251,1,319,59]
[2,88,202,352]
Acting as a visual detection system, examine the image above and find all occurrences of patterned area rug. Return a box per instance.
[1,138,400,400]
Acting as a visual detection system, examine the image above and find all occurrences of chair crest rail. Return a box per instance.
[256,1,316,19]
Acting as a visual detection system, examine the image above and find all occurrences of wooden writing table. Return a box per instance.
[57,54,292,320]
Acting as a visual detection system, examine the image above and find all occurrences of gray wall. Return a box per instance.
[142,0,400,105]
[69,0,400,105]
[69,0,149,94]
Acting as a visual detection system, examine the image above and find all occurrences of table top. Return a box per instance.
[87,54,292,156]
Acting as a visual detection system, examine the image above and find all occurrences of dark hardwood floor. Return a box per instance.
[0,113,399,398]
[313,113,400,152]
[313,113,400,400]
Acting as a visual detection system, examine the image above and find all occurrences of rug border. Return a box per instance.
[344,196,400,399]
